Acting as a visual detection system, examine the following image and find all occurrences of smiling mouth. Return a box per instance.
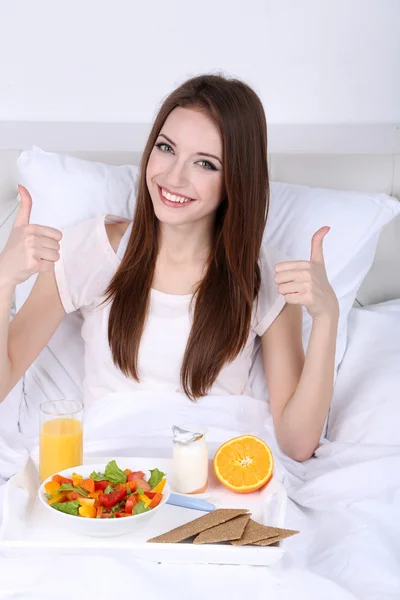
[157,185,196,207]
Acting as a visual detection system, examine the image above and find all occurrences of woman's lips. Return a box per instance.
[157,185,196,208]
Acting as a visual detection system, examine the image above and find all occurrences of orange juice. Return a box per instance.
[39,417,83,481]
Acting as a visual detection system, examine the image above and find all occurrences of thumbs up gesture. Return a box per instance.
[0,186,63,286]
[274,227,339,320]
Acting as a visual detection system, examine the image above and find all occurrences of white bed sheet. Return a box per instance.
[327,299,400,444]
[0,302,400,599]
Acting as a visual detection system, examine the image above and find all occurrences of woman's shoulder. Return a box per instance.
[55,214,131,314]
[59,213,131,279]
[61,214,131,253]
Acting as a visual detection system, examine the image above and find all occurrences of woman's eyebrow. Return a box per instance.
[197,152,223,165]
[158,133,222,165]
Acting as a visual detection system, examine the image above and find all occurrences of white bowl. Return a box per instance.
[38,461,171,538]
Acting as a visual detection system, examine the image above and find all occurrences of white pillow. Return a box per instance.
[15,147,400,435]
[265,182,400,370]
[327,300,400,444]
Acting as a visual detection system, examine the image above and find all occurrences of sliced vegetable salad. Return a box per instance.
[44,460,166,519]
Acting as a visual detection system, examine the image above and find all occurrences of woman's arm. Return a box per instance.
[262,304,338,461]
[0,186,65,401]
[261,226,339,461]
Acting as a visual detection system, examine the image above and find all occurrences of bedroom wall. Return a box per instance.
[0,0,399,124]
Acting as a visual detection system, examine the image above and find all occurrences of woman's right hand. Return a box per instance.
[0,185,63,287]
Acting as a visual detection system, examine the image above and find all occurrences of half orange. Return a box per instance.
[213,435,274,494]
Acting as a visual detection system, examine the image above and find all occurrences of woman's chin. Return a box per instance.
[153,205,195,227]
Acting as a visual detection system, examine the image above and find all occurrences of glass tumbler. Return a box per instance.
[39,399,83,482]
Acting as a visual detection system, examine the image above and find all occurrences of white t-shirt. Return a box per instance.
[54,214,286,409]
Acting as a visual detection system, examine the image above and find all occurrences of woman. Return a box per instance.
[0,74,339,461]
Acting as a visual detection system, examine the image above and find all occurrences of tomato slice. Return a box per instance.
[144,491,156,499]
[125,495,138,514]
[99,488,126,509]
[133,478,151,492]
[94,480,111,491]
[67,491,85,501]
[127,471,145,482]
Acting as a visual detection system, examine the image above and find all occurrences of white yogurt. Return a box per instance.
[172,426,209,494]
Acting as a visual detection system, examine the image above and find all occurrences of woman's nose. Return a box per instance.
[165,159,188,188]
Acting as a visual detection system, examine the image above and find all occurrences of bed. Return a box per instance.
[0,123,399,600]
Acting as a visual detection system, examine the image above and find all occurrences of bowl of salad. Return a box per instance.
[38,459,170,537]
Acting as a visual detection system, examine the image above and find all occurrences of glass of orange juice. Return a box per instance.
[39,399,84,482]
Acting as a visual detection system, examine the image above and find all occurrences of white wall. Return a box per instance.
[0,0,399,124]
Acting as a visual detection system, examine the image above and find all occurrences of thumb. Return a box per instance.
[14,185,32,228]
[310,226,330,264]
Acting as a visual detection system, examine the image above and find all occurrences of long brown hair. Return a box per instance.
[106,74,269,400]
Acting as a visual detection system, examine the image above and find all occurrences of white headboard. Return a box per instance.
[0,122,399,306]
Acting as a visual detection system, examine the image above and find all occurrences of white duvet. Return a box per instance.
[0,302,399,600]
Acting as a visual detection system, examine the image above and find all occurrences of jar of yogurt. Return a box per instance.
[172,425,209,494]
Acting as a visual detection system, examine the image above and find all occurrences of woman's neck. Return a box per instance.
[158,221,213,264]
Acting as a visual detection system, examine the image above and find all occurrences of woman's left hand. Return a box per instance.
[274,227,339,321]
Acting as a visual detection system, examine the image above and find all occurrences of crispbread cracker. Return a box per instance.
[147,508,249,543]
[230,519,299,546]
[252,535,281,546]
[193,513,251,544]
[252,528,299,545]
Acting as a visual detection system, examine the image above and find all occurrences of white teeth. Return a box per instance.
[162,188,191,203]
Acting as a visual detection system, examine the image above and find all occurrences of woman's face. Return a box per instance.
[146,107,224,228]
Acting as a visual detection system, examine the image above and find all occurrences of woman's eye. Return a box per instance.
[155,142,173,153]
[197,160,216,171]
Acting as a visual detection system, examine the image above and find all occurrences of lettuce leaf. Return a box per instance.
[111,501,126,513]
[57,483,89,497]
[90,471,106,482]
[51,500,79,516]
[104,485,114,494]
[133,501,151,515]
[148,468,165,489]
[104,460,127,485]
